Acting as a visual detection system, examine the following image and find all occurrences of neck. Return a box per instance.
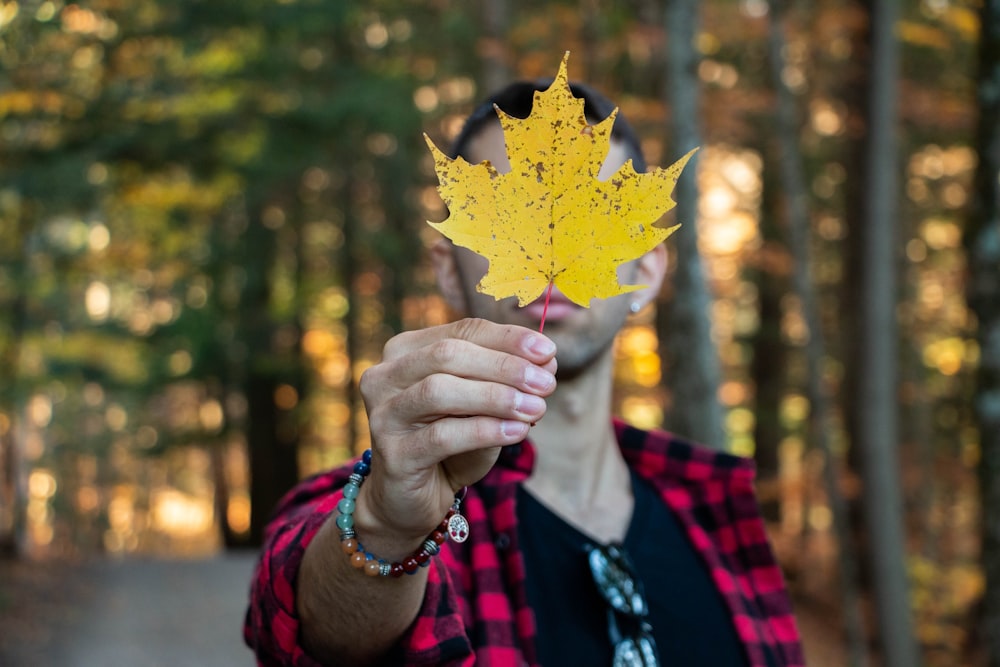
[523,346,633,543]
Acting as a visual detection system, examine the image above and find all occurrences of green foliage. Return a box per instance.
[0,2,990,662]
[0,0,460,551]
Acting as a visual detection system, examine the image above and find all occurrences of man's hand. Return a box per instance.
[355,318,557,559]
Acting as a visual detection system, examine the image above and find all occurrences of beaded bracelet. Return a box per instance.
[335,449,470,578]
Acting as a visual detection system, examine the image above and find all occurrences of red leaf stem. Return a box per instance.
[539,281,554,333]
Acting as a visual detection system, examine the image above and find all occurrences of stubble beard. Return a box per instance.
[541,306,628,381]
[460,284,627,382]
[453,253,629,381]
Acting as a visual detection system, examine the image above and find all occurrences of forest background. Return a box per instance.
[1,0,999,665]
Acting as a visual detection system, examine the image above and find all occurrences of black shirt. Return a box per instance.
[517,471,753,666]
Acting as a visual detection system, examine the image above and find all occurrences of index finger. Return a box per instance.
[383,318,556,365]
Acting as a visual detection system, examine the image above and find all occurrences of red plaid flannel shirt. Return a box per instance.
[245,420,805,666]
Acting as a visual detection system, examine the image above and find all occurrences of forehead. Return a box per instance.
[461,120,632,180]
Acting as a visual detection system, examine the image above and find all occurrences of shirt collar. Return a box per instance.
[491,418,755,490]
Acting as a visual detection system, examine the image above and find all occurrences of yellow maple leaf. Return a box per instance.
[426,52,696,308]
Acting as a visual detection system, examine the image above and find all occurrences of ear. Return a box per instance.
[430,238,468,313]
[630,243,668,310]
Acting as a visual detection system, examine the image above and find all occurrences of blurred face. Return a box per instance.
[435,121,666,379]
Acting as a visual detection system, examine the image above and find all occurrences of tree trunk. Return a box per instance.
[341,173,361,454]
[480,0,510,94]
[246,371,301,545]
[855,1,919,664]
[0,414,21,559]
[211,206,252,550]
[0,227,29,559]
[211,440,241,550]
[658,0,726,449]
[766,3,869,664]
[971,2,1000,664]
[243,208,303,546]
[751,126,788,523]
[381,139,420,339]
[839,0,875,590]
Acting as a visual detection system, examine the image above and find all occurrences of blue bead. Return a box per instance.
[335,513,354,530]
[353,461,371,476]
[362,449,372,464]
[342,483,360,500]
[337,498,355,515]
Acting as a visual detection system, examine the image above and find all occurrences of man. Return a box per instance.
[245,79,805,667]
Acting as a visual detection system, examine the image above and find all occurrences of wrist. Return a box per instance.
[335,450,469,578]
[351,484,431,562]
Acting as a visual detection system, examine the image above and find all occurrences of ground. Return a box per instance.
[0,552,847,666]
[0,552,257,667]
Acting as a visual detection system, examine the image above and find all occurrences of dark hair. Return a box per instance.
[449,79,647,173]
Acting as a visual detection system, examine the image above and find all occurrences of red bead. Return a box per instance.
[402,557,419,574]
[431,530,446,545]
[415,550,430,565]
[390,563,405,578]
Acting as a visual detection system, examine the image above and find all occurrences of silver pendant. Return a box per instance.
[447,512,470,543]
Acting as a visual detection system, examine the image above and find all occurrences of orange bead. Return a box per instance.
[364,560,381,577]
[341,538,358,555]
[350,552,367,568]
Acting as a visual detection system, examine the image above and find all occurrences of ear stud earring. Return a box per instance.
[629,302,641,314]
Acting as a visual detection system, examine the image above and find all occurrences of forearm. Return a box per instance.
[294,319,556,663]
[296,486,433,666]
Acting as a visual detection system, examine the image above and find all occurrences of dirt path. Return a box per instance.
[1,553,259,667]
[1,551,852,666]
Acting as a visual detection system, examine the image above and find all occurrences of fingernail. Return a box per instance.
[525,334,556,357]
[501,420,529,439]
[515,393,546,417]
[524,366,556,391]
